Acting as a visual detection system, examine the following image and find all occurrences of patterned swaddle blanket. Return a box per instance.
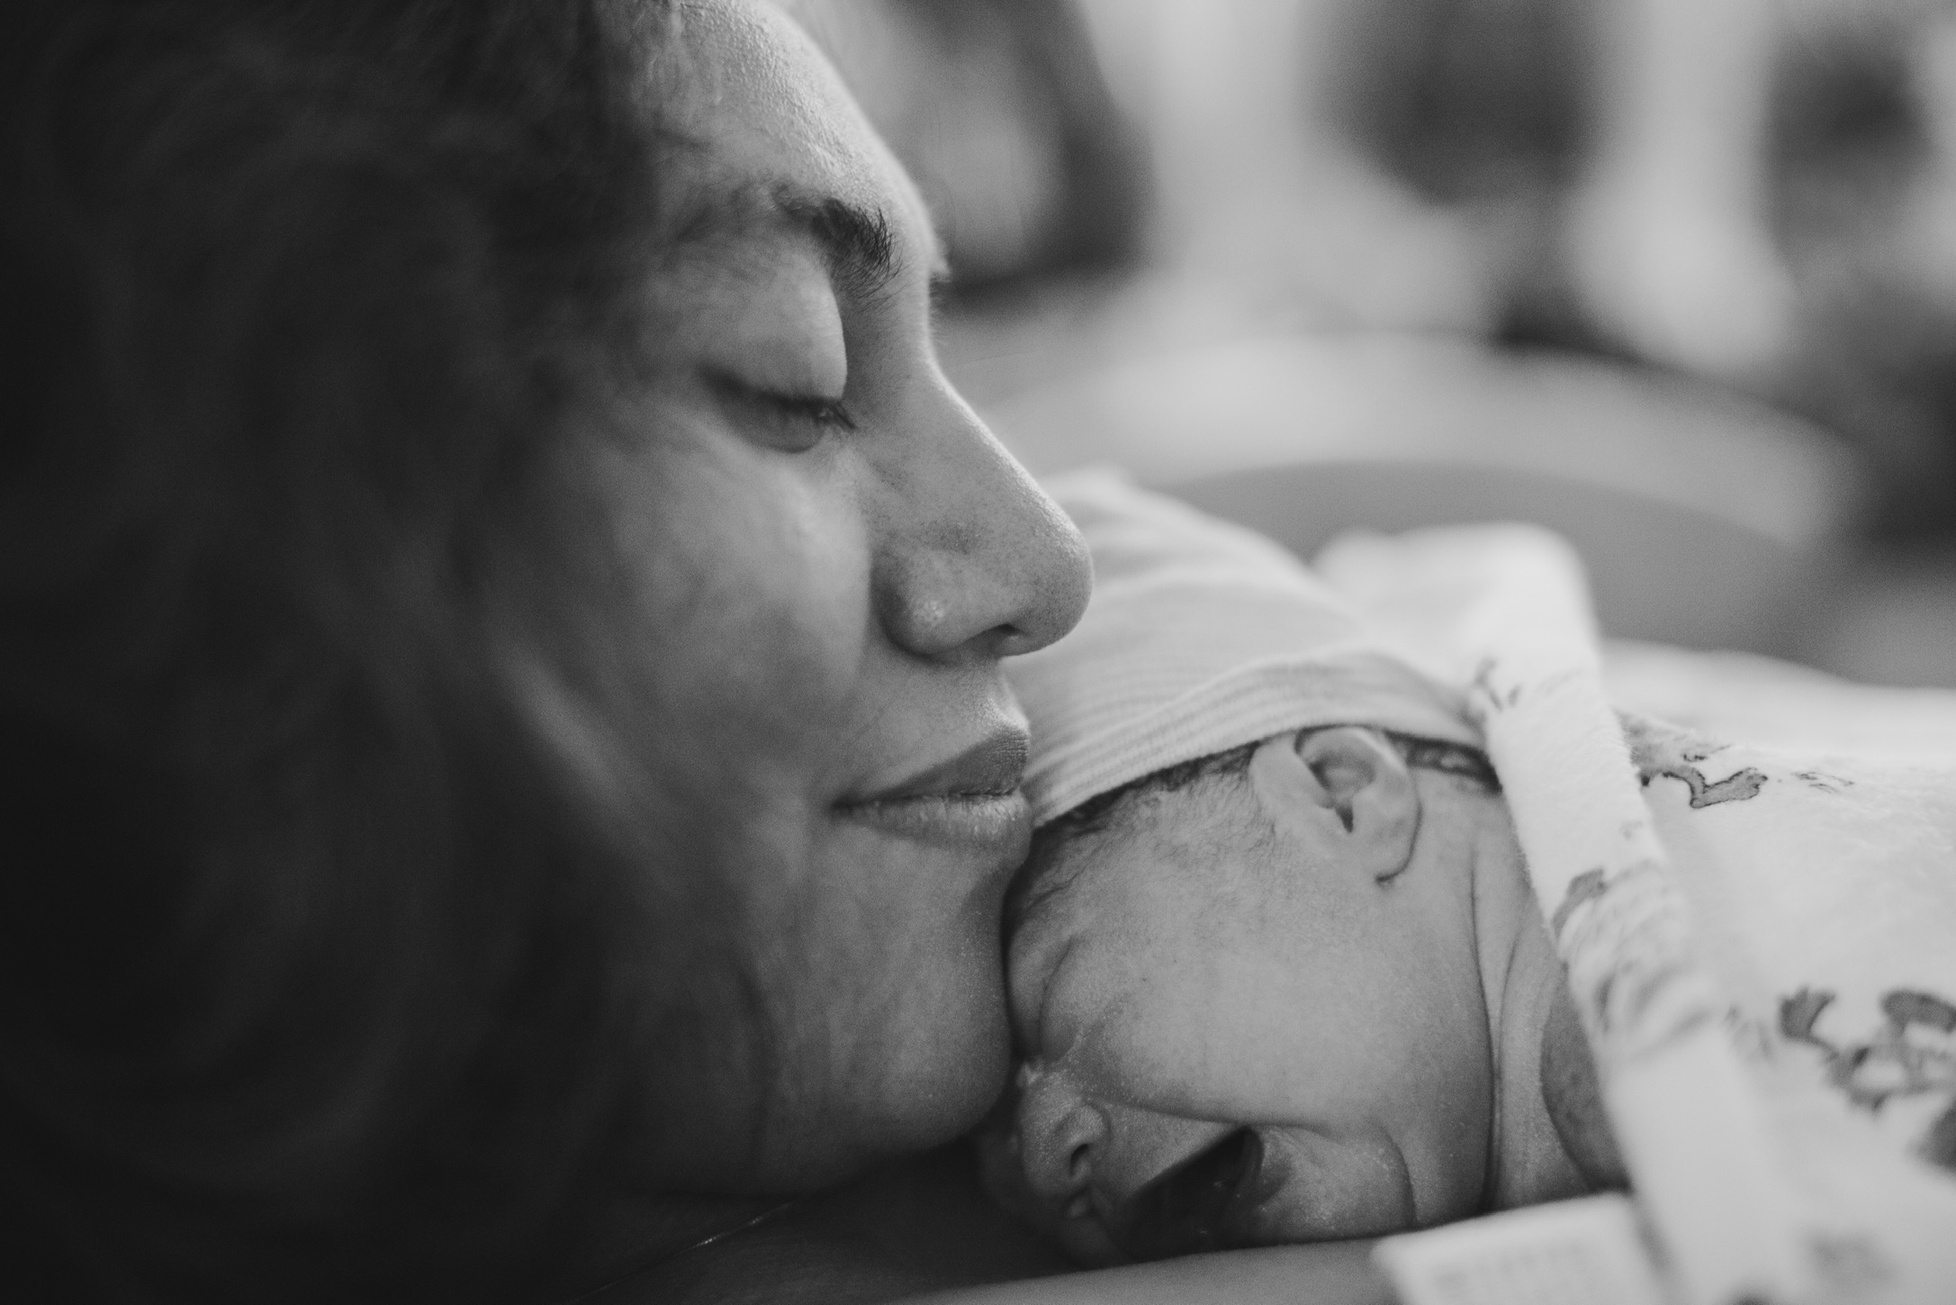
[1012,472,1956,1301]
[1321,523,1956,1305]
[1627,714,1956,1175]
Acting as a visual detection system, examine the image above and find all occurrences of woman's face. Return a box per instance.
[527,0,1091,1193]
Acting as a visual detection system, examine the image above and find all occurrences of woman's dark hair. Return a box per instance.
[0,2,683,1300]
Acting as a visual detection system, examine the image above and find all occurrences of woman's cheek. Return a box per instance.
[770,470,873,698]
[650,442,871,740]
[762,823,1011,1173]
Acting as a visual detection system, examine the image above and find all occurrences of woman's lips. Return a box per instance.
[837,726,1033,852]
[839,790,1032,851]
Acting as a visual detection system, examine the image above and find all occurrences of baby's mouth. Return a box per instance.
[1106,1127,1276,1261]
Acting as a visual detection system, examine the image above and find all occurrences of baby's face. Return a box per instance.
[980,746,1495,1264]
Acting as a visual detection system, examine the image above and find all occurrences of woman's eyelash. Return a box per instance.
[709,374,857,451]
[762,389,856,431]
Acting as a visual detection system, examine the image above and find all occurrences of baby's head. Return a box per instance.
[981,471,1592,1264]
[979,721,1514,1264]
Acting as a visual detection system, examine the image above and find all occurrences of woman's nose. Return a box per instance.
[871,389,1090,662]
[1016,1065,1106,1206]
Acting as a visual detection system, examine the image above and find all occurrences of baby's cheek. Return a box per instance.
[1265,1128,1426,1241]
[1397,1058,1496,1225]
[1092,988,1241,1107]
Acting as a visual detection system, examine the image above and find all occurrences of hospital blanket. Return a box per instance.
[1318,524,1956,1305]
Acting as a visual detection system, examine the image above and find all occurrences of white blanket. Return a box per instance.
[1319,524,1956,1305]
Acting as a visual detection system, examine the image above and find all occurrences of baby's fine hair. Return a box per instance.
[1018,728,1502,922]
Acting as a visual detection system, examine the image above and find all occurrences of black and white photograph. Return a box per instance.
[7,2,1956,1302]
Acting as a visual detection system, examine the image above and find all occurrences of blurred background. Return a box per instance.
[793,0,1956,686]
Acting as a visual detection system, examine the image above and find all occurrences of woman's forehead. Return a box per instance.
[672,0,940,274]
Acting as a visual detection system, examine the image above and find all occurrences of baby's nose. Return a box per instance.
[1016,1064,1107,1208]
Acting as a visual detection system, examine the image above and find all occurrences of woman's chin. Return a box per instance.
[866,985,1013,1160]
[856,873,1018,1155]
[759,985,1012,1192]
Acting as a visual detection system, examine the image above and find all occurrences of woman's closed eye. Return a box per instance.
[685,236,854,452]
[713,375,857,452]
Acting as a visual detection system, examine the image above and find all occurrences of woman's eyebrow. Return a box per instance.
[771,185,947,300]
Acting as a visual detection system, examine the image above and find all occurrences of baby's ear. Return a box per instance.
[1249,727,1417,882]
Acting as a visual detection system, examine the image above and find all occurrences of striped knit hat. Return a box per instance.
[1008,469,1480,826]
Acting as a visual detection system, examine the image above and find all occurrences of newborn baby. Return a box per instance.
[980,471,1956,1271]
[983,720,1622,1265]
[974,472,1624,1264]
